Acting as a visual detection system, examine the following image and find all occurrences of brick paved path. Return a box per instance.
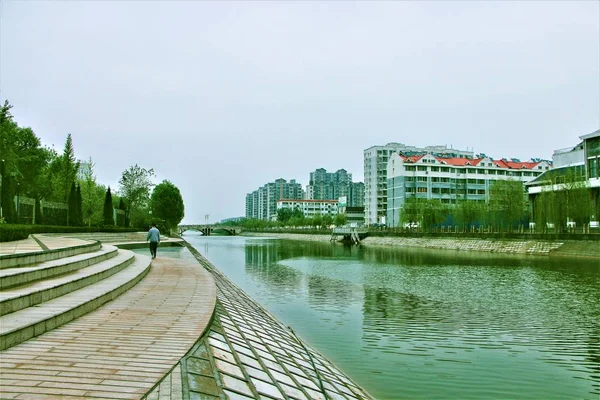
[0,257,216,399]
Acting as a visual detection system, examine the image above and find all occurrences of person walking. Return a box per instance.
[147,223,160,259]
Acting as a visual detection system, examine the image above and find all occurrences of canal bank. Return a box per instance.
[184,234,600,399]
[242,232,600,258]
[164,240,373,400]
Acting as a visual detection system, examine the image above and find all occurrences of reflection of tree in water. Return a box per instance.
[361,286,457,344]
[586,330,600,395]
[306,274,355,308]
[244,241,360,308]
[244,242,303,290]
[241,238,600,391]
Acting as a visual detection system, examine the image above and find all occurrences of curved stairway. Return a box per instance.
[0,234,216,399]
[0,237,152,350]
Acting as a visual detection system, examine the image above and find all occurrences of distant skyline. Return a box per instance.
[1,1,598,223]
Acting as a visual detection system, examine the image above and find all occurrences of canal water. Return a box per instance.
[173,233,599,399]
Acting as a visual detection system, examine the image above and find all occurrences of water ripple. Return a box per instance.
[182,234,600,400]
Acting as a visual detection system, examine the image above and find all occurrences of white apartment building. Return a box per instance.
[386,153,551,227]
[364,143,473,225]
[245,179,304,221]
[276,199,339,220]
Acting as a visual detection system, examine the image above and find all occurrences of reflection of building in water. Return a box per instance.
[245,243,278,268]
[244,243,304,290]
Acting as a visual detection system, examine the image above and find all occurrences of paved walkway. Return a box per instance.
[1,234,372,399]
[0,256,216,399]
[0,235,95,256]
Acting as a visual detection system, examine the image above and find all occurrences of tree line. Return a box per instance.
[218,210,348,230]
[0,101,185,232]
[399,175,597,233]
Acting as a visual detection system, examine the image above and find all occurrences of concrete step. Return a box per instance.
[0,249,134,316]
[0,251,152,351]
[0,239,101,270]
[0,245,119,290]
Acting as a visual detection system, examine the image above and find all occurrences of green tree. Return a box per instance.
[277,208,293,224]
[421,199,448,231]
[455,200,484,231]
[55,134,79,203]
[562,168,591,228]
[533,167,591,233]
[150,180,185,231]
[333,213,347,227]
[119,164,155,226]
[103,187,114,226]
[489,179,526,232]
[118,198,127,227]
[78,158,106,227]
[0,101,54,216]
[400,198,423,227]
[322,214,333,228]
[312,213,323,228]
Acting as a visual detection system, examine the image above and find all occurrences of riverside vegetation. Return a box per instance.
[0,100,185,240]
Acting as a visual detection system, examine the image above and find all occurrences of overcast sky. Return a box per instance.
[1,1,598,223]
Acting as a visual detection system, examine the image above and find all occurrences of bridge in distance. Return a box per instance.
[177,224,242,236]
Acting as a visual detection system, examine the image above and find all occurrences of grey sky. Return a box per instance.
[1,1,598,223]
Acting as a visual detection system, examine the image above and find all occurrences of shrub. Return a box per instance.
[0,224,138,242]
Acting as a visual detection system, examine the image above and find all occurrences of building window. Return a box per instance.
[417,166,428,171]
[417,187,427,193]
[589,157,599,178]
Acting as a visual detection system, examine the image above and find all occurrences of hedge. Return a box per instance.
[0,224,139,242]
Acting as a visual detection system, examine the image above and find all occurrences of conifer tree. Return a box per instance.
[103,186,114,226]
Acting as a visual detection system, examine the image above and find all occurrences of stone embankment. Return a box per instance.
[244,232,600,259]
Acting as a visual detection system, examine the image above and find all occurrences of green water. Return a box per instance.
[172,233,599,399]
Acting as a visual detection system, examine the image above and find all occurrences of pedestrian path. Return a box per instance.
[0,237,42,255]
[1,234,372,399]
[0,256,216,399]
